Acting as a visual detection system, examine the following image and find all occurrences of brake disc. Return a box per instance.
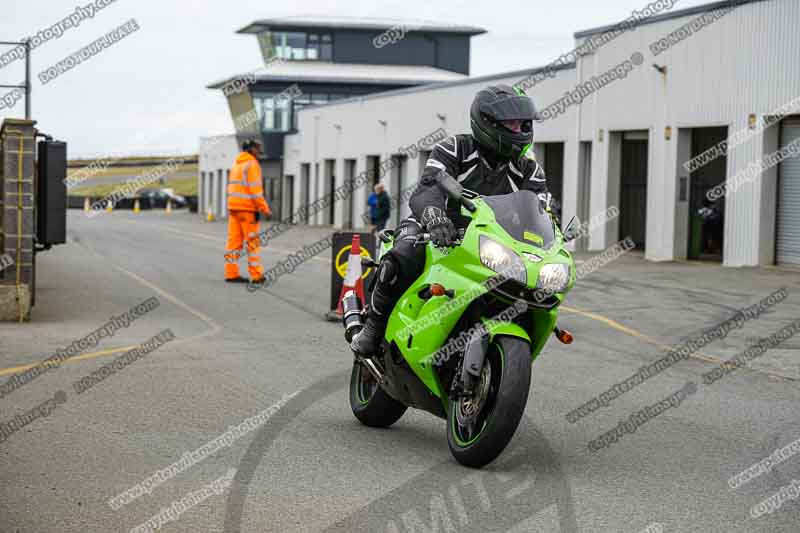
[456,360,492,428]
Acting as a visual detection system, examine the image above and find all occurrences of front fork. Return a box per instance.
[455,329,490,396]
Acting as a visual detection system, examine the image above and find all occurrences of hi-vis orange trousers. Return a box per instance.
[224,211,264,280]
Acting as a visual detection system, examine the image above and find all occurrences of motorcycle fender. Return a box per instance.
[481,319,532,347]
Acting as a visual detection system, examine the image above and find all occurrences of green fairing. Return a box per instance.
[381,193,575,401]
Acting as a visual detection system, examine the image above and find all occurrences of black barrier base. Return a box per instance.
[328,231,377,318]
[324,310,342,322]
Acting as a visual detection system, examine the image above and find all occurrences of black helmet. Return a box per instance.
[470,84,537,159]
[242,139,263,152]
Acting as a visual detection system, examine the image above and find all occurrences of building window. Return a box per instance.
[253,92,291,132]
[254,90,349,132]
[258,31,333,61]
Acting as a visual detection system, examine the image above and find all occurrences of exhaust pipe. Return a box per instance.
[341,290,363,343]
[342,290,386,384]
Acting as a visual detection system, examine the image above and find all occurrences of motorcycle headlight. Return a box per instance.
[479,236,526,285]
[536,264,571,294]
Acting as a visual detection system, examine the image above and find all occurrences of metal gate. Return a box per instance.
[776,117,800,264]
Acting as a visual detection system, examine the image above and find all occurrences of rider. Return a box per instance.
[350,84,552,356]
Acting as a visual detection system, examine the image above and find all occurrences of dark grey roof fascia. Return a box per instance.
[236,19,486,36]
[206,74,462,90]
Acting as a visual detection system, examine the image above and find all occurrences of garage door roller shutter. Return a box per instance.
[777,117,800,265]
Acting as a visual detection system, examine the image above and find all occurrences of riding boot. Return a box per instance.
[349,258,398,357]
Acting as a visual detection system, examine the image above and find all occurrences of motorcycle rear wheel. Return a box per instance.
[349,360,407,427]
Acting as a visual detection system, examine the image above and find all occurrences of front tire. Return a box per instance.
[447,336,532,468]
[349,360,407,427]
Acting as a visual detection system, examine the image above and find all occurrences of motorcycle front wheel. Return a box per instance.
[447,335,532,468]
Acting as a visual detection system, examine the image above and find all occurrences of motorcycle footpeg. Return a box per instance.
[357,356,387,385]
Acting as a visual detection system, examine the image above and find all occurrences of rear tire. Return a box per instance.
[349,360,407,427]
[447,336,532,468]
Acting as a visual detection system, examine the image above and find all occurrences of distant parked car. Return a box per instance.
[135,188,188,209]
[185,195,198,213]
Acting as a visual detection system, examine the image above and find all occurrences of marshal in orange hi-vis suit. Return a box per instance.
[224,142,271,282]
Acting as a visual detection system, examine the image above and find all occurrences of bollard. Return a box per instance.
[83,197,90,212]
[165,199,172,214]
[133,199,140,213]
[106,200,113,213]
[206,210,215,222]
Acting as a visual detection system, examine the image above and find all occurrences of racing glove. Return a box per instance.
[421,206,457,246]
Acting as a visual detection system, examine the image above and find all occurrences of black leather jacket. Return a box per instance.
[409,134,550,222]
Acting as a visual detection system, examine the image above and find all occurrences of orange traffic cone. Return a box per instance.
[336,234,366,316]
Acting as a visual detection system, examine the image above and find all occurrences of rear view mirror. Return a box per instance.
[562,216,581,243]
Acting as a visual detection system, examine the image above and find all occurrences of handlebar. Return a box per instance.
[410,228,465,248]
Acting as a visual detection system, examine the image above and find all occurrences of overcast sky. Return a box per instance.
[0,0,711,158]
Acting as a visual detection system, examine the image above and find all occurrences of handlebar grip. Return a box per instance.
[414,232,463,248]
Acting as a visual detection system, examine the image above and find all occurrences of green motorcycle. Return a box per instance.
[342,175,578,467]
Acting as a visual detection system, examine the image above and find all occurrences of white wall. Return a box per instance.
[199,134,239,219]
[282,67,578,234]
[575,0,800,264]
[259,0,800,266]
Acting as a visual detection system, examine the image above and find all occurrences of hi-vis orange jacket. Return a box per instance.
[227,152,270,214]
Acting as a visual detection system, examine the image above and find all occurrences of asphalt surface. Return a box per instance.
[1,210,800,532]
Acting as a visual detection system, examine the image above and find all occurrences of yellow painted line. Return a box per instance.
[562,304,724,364]
[157,224,331,264]
[561,305,659,345]
[80,231,222,337]
[109,261,222,338]
[0,236,225,377]
[0,345,140,377]
[561,304,795,379]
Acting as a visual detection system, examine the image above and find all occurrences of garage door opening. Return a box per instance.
[284,174,294,220]
[390,154,407,228]
[576,141,592,251]
[344,159,356,229]
[619,131,649,249]
[542,143,564,217]
[300,163,310,224]
[776,116,800,265]
[367,155,381,186]
[324,159,336,225]
[688,126,728,261]
[532,143,564,219]
[365,155,381,227]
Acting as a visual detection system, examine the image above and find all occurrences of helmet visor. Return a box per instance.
[480,95,537,121]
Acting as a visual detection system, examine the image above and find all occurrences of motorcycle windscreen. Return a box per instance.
[482,190,556,249]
